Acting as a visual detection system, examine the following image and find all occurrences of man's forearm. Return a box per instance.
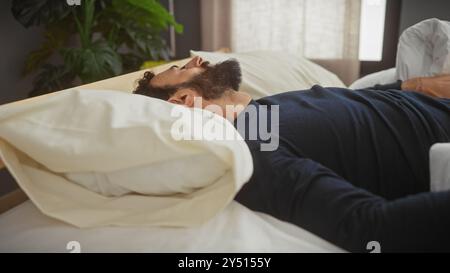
[367,75,450,99]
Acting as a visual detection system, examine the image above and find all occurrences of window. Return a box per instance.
[359,0,387,61]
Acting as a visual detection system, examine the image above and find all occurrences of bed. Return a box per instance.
[0,198,343,253]
[0,50,346,253]
[1,36,449,252]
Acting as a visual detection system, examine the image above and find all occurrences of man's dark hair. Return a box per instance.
[133,71,178,101]
[133,59,242,101]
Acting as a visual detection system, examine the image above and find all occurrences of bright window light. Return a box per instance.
[359,0,387,61]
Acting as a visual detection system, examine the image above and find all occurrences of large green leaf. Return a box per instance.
[126,28,171,60]
[11,0,72,28]
[13,0,183,97]
[30,64,75,97]
[23,23,72,75]
[126,0,183,33]
[107,0,178,61]
[111,0,182,33]
[62,41,122,83]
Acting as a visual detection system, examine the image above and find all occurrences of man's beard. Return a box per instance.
[182,59,242,99]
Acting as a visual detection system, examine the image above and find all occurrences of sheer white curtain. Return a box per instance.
[201,0,362,85]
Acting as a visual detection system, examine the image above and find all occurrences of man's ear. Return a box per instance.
[168,88,199,107]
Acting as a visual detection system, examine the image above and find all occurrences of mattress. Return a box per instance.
[0,200,344,253]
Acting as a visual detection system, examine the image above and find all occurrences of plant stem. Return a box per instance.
[83,0,95,46]
[73,0,95,48]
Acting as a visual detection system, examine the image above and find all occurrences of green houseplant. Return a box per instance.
[12,0,183,97]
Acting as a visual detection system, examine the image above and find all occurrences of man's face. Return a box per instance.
[138,56,242,106]
[150,56,208,88]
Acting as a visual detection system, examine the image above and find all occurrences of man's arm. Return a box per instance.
[235,147,450,252]
[369,74,450,98]
[370,80,403,91]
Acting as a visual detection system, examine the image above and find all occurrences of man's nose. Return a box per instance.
[185,56,204,69]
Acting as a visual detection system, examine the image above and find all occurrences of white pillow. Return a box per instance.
[191,50,345,99]
[349,68,398,90]
[0,89,253,228]
[397,18,450,81]
[64,152,228,197]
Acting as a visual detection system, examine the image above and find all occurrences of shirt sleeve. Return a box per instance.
[234,146,450,252]
[368,80,403,91]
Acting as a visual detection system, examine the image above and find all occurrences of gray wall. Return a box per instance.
[173,0,202,58]
[0,0,44,105]
[399,0,450,33]
[0,0,44,196]
[161,0,202,59]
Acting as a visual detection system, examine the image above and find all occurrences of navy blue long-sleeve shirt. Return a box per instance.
[233,85,450,252]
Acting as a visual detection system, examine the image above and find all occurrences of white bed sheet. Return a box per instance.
[0,200,343,253]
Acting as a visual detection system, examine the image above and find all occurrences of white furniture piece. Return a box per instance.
[430,143,450,192]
